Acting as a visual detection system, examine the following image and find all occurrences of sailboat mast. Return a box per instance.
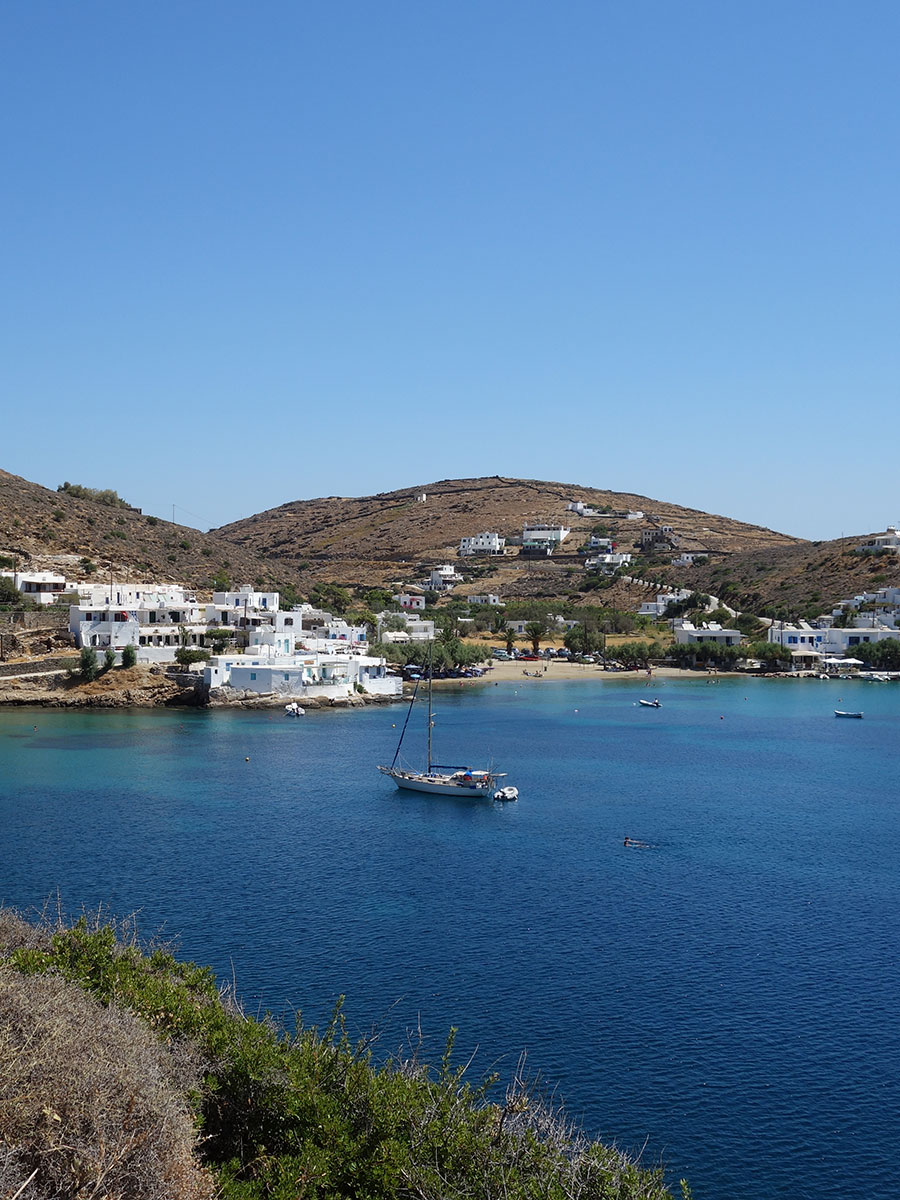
[427,640,433,773]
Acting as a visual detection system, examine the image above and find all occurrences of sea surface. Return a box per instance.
[1,676,898,1199]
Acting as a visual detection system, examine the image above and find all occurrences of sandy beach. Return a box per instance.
[434,660,713,686]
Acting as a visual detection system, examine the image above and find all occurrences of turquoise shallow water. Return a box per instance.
[1,676,899,1199]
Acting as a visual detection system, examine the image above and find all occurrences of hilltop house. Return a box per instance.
[856,526,900,554]
[521,524,570,555]
[585,552,632,574]
[459,531,506,556]
[566,500,600,518]
[428,564,463,591]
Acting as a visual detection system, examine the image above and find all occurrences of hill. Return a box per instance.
[654,536,900,618]
[0,468,281,592]
[3,467,895,613]
[211,475,801,602]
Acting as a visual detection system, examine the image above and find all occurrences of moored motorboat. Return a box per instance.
[639,698,661,708]
[834,710,863,718]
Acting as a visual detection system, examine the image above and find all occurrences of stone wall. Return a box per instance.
[0,654,75,679]
[0,607,69,633]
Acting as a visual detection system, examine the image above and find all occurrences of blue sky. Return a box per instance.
[2,2,897,540]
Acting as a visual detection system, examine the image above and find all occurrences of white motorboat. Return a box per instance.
[834,710,863,719]
[639,698,661,708]
[378,643,512,798]
[284,702,305,717]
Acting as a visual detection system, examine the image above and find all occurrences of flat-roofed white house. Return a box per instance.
[856,526,900,554]
[566,500,600,517]
[819,625,899,657]
[459,531,506,556]
[0,570,68,605]
[585,552,632,573]
[521,524,570,554]
[638,590,692,618]
[467,594,504,607]
[204,648,400,700]
[69,583,208,662]
[673,620,741,646]
[393,593,426,610]
[428,564,462,591]
[767,621,825,650]
[376,611,436,642]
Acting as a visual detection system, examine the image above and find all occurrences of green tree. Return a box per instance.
[0,577,21,607]
[504,625,518,655]
[212,568,231,591]
[523,619,548,654]
[103,648,117,672]
[175,648,211,669]
[78,646,99,681]
[121,644,137,668]
[564,623,601,657]
[310,582,352,614]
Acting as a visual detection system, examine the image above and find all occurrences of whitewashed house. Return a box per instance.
[585,552,632,573]
[566,500,600,518]
[204,648,400,700]
[673,620,741,647]
[638,590,692,618]
[393,593,426,610]
[459,531,506,556]
[69,584,207,663]
[428,564,462,591]
[376,611,436,642]
[521,524,570,554]
[467,594,504,607]
[856,526,900,554]
[0,570,68,604]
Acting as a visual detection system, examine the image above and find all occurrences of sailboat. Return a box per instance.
[377,643,515,799]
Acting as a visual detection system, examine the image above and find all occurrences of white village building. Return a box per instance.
[204,647,400,700]
[521,524,570,554]
[856,526,900,554]
[673,620,741,647]
[0,570,69,605]
[459,531,506,556]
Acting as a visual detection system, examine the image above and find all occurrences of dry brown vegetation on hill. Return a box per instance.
[2,467,893,613]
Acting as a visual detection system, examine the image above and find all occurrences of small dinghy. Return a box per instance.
[284,702,305,717]
[493,786,519,802]
[834,710,863,719]
[639,698,661,708]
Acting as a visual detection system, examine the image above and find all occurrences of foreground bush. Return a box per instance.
[0,908,681,1200]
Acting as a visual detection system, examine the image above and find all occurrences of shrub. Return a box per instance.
[0,967,212,1200]
[175,648,211,669]
[58,482,130,508]
[121,644,138,668]
[78,646,99,681]
[103,648,117,672]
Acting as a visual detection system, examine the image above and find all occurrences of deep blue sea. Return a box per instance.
[2,676,898,1199]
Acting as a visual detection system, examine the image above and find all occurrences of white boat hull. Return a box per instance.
[379,766,496,796]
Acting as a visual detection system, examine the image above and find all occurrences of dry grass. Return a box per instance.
[0,966,213,1200]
